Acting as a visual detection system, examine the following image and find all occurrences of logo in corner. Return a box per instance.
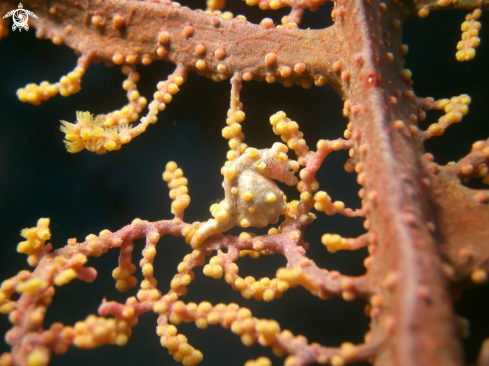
[3,3,38,32]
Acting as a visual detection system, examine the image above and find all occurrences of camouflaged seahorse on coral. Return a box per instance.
[184,142,299,248]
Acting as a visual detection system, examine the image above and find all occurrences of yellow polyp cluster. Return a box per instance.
[472,141,489,155]
[269,0,287,11]
[45,323,72,355]
[426,95,471,138]
[70,315,132,349]
[112,262,137,292]
[270,111,310,163]
[206,0,225,11]
[102,97,146,126]
[269,112,321,204]
[330,355,346,366]
[83,234,107,257]
[145,72,186,125]
[60,111,126,154]
[239,250,264,258]
[137,288,162,302]
[233,275,289,301]
[0,277,17,314]
[171,251,204,293]
[26,349,49,366]
[15,277,47,294]
[203,256,223,279]
[276,267,327,298]
[471,141,489,185]
[30,251,85,289]
[17,67,85,106]
[17,218,51,267]
[0,269,49,318]
[284,200,300,221]
[0,352,13,366]
[276,267,303,286]
[321,233,348,253]
[229,306,257,345]
[103,66,147,128]
[163,162,190,219]
[169,270,195,296]
[169,252,202,298]
[471,268,487,284]
[104,97,147,126]
[229,308,285,350]
[55,63,177,154]
[344,121,353,140]
[199,249,288,302]
[157,323,203,366]
[181,300,211,325]
[138,232,161,298]
[456,9,482,62]
[255,319,281,346]
[141,263,154,284]
[16,82,59,106]
[222,263,239,287]
[313,191,344,215]
[54,268,77,287]
[245,356,272,366]
[59,68,84,97]
[183,222,212,248]
[268,227,282,236]
[339,342,358,362]
[222,108,247,162]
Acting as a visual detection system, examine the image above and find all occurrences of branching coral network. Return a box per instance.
[0,0,489,366]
